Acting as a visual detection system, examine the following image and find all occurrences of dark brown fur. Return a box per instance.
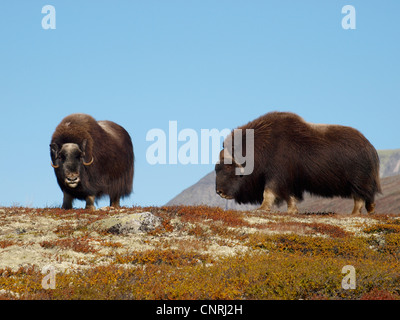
[215,111,381,214]
[50,113,134,209]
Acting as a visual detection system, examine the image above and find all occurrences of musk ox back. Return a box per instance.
[215,111,381,215]
[50,113,134,210]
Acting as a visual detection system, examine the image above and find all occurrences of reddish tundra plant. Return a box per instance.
[0,206,399,300]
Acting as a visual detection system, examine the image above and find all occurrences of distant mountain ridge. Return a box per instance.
[166,149,400,214]
[378,149,400,177]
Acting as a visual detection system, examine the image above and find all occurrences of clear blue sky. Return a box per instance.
[0,1,399,208]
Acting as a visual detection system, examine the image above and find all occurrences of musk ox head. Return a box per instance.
[215,149,246,200]
[215,129,255,200]
[50,139,94,189]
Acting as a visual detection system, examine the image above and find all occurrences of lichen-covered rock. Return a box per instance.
[90,212,161,235]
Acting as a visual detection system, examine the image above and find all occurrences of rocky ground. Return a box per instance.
[0,205,399,299]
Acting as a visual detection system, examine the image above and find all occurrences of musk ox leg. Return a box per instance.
[110,197,120,208]
[85,195,96,211]
[257,189,276,212]
[287,196,299,215]
[352,198,365,215]
[366,201,376,214]
[62,191,74,210]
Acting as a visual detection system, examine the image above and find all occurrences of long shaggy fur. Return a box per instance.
[50,113,134,203]
[216,111,381,209]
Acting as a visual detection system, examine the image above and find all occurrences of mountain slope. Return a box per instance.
[379,149,400,177]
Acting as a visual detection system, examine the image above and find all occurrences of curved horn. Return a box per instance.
[83,156,94,166]
[222,147,233,164]
[51,162,59,169]
[222,148,243,168]
[50,143,60,169]
[222,147,244,175]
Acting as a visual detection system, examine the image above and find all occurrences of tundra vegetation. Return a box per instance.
[0,205,399,300]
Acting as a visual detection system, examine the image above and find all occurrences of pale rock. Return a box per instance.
[89,212,161,235]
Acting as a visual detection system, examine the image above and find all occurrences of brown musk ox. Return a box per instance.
[215,111,381,215]
[50,113,134,210]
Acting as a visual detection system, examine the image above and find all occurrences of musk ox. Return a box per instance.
[50,113,134,210]
[215,111,381,215]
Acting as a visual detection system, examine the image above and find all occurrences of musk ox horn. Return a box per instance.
[51,162,59,169]
[83,156,94,166]
[223,148,245,175]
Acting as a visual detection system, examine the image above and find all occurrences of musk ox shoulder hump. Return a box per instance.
[307,122,329,132]
[61,113,97,126]
[98,121,120,141]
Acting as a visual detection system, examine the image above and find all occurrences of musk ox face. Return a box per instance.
[50,140,93,189]
[215,150,245,200]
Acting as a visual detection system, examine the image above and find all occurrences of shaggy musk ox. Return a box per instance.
[215,111,381,215]
[50,113,134,210]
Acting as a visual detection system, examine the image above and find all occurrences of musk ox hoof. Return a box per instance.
[366,203,376,215]
[287,208,299,215]
[254,208,272,214]
[100,206,123,211]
